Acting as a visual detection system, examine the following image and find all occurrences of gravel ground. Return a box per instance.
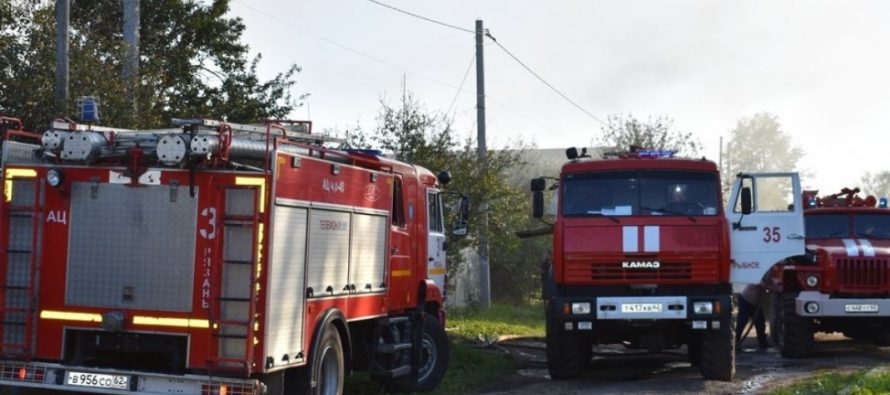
[475,333,890,395]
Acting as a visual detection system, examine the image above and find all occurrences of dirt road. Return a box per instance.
[477,334,890,395]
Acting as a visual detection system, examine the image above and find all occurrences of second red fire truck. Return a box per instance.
[0,114,467,395]
[767,187,890,357]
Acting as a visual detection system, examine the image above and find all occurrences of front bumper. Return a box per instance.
[0,361,262,395]
[796,291,890,317]
[550,294,732,331]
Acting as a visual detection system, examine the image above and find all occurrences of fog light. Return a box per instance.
[564,322,573,331]
[572,302,591,315]
[46,168,63,187]
[805,275,819,288]
[805,302,820,314]
[692,320,707,329]
[693,301,714,315]
[711,320,721,330]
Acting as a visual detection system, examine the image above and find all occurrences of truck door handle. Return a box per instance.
[428,257,434,262]
[787,233,805,240]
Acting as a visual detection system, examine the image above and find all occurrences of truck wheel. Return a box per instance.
[775,293,814,358]
[545,314,591,380]
[385,315,449,393]
[687,337,701,367]
[298,323,345,395]
[698,314,735,381]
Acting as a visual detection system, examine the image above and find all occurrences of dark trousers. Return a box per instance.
[736,297,768,348]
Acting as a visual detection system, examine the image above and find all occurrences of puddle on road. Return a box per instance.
[517,368,550,379]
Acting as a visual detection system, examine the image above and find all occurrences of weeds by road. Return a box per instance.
[771,368,890,395]
[345,303,544,394]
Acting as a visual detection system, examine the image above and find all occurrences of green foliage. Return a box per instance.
[599,114,702,156]
[860,171,890,197]
[447,302,545,339]
[771,369,890,395]
[0,0,301,130]
[721,113,804,198]
[343,90,541,303]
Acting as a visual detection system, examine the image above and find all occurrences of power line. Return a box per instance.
[234,1,464,92]
[233,0,571,139]
[485,32,607,127]
[365,0,475,34]
[447,53,475,119]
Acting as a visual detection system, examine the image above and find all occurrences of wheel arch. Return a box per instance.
[309,308,353,378]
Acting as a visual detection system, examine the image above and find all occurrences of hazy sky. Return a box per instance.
[230,0,890,194]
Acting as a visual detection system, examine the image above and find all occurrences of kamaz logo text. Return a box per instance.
[622,261,661,269]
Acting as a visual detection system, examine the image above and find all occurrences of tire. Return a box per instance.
[385,315,450,393]
[299,323,345,395]
[698,310,736,381]
[545,313,591,380]
[687,337,702,367]
[775,292,814,358]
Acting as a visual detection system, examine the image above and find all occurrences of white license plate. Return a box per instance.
[621,303,663,313]
[845,304,880,313]
[66,371,129,390]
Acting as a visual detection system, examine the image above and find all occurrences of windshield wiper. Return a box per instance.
[584,211,620,223]
[639,206,698,223]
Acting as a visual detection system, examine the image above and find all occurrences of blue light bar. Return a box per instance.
[638,150,674,158]
[808,197,817,208]
[880,197,888,208]
[77,96,100,123]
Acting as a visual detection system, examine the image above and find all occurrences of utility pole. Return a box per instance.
[475,20,491,308]
[123,0,140,120]
[55,0,69,116]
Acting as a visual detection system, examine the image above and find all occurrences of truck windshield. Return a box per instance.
[806,213,890,239]
[854,214,890,239]
[561,170,719,217]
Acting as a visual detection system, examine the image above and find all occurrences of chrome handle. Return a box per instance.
[787,233,805,240]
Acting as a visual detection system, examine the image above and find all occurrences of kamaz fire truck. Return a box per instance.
[767,187,890,357]
[529,147,805,381]
[0,114,467,395]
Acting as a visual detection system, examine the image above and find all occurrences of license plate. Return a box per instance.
[845,304,880,313]
[621,303,663,313]
[66,371,129,390]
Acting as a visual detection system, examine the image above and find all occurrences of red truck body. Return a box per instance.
[0,117,457,394]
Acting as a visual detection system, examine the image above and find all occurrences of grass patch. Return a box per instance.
[344,303,543,394]
[771,369,890,395]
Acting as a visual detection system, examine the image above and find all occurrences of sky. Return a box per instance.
[229,0,890,194]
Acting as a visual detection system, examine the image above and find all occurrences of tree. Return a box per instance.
[598,114,702,156]
[721,112,805,202]
[861,171,890,197]
[0,0,301,130]
[343,90,541,303]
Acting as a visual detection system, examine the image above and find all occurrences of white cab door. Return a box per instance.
[727,173,806,284]
[426,189,447,293]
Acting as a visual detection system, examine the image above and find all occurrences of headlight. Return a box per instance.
[693,301,714,315]
[571,302,591,315]
[805,275,819,288]
[46,169,63,187]
[805,302,820,314]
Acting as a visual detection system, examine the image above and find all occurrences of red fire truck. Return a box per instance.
[530,148,805,381]
[0,115,467,395]
[767,187,890,357]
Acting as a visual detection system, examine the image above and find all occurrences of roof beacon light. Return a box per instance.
[76,96,100,123]
[807,197,817,208]
[638,150,674,158]
[881,197,888,208]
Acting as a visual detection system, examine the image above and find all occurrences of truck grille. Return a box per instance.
[836,258,890,294]
[587,262,692,281]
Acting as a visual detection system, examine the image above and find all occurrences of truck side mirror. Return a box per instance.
[452,195,469,237]
[530,177,546,192]
[741,186,753,215]
[533,191,544,219]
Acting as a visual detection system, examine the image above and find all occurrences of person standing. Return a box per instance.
[736,283,769,350]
